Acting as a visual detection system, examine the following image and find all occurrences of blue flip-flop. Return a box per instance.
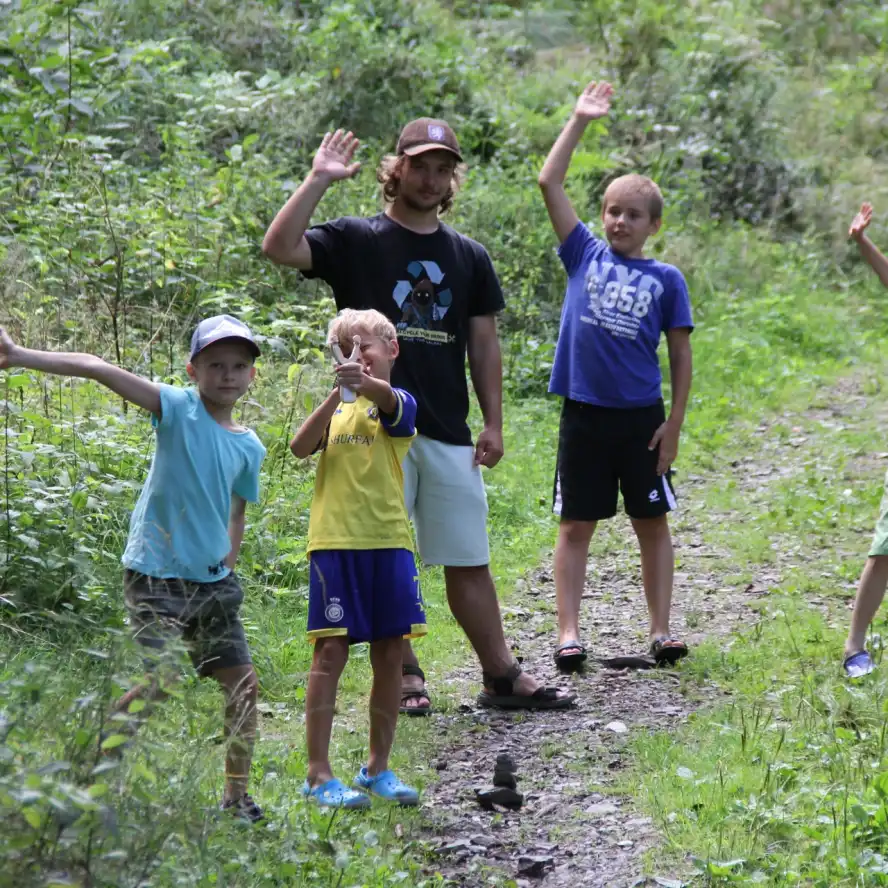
[844,650,875,679]
[353,767,419,806]
[302,777,370,810]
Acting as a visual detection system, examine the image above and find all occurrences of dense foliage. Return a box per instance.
[2,0,888,885]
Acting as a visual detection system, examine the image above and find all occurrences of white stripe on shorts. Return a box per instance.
[662,474,677,511]
[553,471,563,516]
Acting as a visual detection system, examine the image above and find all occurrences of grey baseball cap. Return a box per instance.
[190,314,260,361]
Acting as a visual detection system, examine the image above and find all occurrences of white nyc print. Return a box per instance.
[582,259,665,340]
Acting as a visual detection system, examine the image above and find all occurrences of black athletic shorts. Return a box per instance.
[552,398,677,522]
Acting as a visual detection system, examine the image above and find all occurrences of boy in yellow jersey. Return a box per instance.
[291,308,425,808]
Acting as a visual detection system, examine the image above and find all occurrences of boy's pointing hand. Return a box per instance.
[0,327,18,370]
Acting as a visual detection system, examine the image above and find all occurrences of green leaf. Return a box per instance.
[5,375,28,389]
[100,734,128,751]
[22,807,43,829]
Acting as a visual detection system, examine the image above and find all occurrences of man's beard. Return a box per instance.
[398,189,443,213]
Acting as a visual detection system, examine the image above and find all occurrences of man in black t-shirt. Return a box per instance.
[263,121,574,713]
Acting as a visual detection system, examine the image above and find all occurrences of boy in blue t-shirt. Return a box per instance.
[538,81,694,671]
[0,315,267,821]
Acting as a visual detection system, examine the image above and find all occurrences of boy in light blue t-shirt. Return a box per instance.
[538,80,694,672]
[0,315,266,821]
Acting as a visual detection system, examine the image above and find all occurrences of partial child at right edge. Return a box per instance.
[538,80,694,672]
[843,202,888,678]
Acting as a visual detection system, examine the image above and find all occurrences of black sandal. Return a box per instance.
[553,640,587,673]
[477,662,576,710]
[399,663,432,716]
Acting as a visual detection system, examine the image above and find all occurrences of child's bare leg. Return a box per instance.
[305,637,349,786]
[845,556,888,655]
[368,636,403,775]
[554,519,597,650]
[631,514,674,640]
[212,664,259,803]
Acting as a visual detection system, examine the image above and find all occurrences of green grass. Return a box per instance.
[619,287,888,884]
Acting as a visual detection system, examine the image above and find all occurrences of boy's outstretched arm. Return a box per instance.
[850,203,888,289]
[649,328,692,476]
[262,129,361,270]
[0,326,162,415]
[538,80,613,244]
[290,389,341,458]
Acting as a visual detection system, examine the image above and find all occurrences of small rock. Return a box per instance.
[585,802,618,816]
[605,720,628,734]
[517,855,554,878]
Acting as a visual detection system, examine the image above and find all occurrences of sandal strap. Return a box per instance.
[482,660,523,696]
[402,663,426,681]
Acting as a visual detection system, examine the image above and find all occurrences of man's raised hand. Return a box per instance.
[850,202,873,241]
[574,81,613,122]
[312,129,362,182]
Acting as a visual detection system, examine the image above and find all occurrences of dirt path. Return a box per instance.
[415,467,781,886]
[414,373,888,886]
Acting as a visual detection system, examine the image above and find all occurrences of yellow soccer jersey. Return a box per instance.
[307,389,416,552]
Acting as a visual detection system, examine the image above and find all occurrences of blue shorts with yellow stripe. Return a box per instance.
[307,549,426,643]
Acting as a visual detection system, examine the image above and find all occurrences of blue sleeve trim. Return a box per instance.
[380,389,417,438]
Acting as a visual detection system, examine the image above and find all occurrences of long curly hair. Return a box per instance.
[376,154,466,215]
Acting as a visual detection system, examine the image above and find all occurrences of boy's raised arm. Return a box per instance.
[850,202,888,289]
[538,81,613,244]
[0,326,162,415]
[262,129,361,270]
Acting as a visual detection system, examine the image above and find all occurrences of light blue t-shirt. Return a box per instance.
[548,222,694,408]
[122,385,266,582]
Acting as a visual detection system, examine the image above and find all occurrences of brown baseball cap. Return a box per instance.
[396,118,462,161]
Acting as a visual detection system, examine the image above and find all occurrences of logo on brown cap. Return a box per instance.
[396,118,462,161]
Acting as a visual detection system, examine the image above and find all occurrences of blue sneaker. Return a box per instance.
[302,778,370,810]
[353,767,420,806]
[844,650,876,679]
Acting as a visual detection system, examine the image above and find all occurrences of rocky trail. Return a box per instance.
[413,417,820,887]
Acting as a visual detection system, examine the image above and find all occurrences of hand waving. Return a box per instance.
[312,129,362,182]
[574,81,614,122]
[0,326,17,370]
[849,202,873,241]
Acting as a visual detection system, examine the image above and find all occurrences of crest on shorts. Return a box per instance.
[325,598,344,623]
[428,124,445,141]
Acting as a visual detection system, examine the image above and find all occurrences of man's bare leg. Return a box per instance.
[444,565,558,696]
[402,565,571,704]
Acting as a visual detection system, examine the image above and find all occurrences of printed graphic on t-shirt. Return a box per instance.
[392,260,456,344]
[583,258,666,341]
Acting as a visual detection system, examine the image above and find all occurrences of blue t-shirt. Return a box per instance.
[548,222,694,408]
[121,385,266,582]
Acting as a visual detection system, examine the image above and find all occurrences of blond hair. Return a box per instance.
[327,308,397,347]
[376,154,466,214]
[603,174,664,221]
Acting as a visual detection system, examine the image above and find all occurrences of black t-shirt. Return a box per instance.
[303,213,505,446]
